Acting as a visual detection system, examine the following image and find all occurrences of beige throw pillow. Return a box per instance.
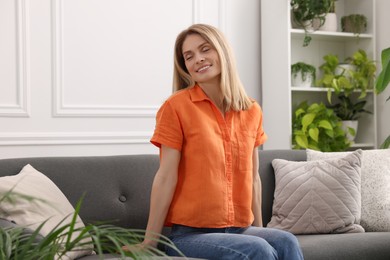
[307,148,390,232]
[0,164,94,259]
[268,150,364,234]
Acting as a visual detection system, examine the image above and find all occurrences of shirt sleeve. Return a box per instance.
[254,103,268,147]
[150,100,183,151]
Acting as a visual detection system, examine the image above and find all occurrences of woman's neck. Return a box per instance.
[198,82,225,114]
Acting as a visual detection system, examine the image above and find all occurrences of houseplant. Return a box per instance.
[290,0,335,46]
[317,49,376,102]
[316,54,353,103]
[0,192,183,259]
[291,62,316,87]
[376,47,390,148]
[327,95,372,141]
[341,14,368,34]
[292,101,351,152]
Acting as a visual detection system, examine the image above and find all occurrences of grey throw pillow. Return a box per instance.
[307,148,390,232]
[268,150,364,234]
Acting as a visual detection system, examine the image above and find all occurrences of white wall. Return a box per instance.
[376,0,390,147]
[0,0,261,159]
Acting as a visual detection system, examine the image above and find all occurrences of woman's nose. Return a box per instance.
[197,56,205,63]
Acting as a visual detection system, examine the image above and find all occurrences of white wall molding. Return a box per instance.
[0,0,30,117]
[192,0,200,24]
[51,0,159,118]
[0,131,152,146]
[218,0,227,33]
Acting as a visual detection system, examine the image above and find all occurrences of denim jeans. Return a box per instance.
[165,225,303,260]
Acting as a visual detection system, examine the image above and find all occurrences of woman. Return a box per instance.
[127,24,303,260]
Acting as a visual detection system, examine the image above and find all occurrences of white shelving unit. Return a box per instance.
[261,0,377,150]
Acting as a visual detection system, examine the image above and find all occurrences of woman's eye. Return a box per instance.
[185,56,193,61]
[202,47,210,52]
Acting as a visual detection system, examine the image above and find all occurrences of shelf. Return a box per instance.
[291,87,374,93]
[290,29,373,41]
[350,143,375,149]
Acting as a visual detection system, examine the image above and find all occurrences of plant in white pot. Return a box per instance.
[291,62,316,88]
[290,0,336,46]
[313,0,338,32]
[328,95,372,142]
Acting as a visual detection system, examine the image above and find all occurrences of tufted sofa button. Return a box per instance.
[119,195,127,202]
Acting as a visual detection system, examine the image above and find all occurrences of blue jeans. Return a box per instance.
[165,225,303,260]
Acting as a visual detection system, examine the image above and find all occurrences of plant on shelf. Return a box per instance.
[291,62,316,87]
[292,101,351,152]
[316,54,353,102]
[376,47,390,148]
[327,95,372,141]
[317,49,376,103]
[290,0,335,46]
[347,49,377,98]
[341,14,368,34]
[328,95,372,121]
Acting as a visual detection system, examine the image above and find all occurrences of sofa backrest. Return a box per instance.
[0,150,307,230]
[0,155,159,230]
[259,150,306,225]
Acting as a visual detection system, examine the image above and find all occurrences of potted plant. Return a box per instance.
[327,95,372,141]
[376,47,390,148]
[317,49,376,103]
[313,0,338,32]
[316,54,354,103]
[292,101,351,152]
[290,0,335,46]
[347,49,377,99]
[291,62,316,87]
[341,14,368,34]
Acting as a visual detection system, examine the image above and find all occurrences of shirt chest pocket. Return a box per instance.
[238,130,257,171]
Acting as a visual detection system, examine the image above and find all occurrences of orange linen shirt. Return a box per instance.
[151,85,267,228]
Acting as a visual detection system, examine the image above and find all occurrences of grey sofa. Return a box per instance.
[1,150,390,259]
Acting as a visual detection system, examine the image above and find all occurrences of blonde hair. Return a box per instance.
[172,24,252,111]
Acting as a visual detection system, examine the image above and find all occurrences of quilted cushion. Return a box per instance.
[267,150,364,234]
[307,148,390,232]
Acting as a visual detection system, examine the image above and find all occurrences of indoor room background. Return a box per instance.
[0,0,389,159]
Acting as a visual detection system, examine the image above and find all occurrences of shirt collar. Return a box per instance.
[189,84,210,102]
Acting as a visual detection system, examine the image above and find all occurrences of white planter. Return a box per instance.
[291,72,314,88]
[313,13,338,32]
[335,64,356,80]
[342,120,359,142]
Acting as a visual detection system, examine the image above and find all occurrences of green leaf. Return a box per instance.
[347,127,356,137]
[308,128,319,142]
[376,47,390,94]
[318,120,333,130]
[295,135,308,149]
[302,113,316,132]
[380,135,390,149]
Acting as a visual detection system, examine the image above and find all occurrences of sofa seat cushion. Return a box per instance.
[297,232,390,260]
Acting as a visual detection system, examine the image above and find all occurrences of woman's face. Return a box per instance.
[182,34,221,85]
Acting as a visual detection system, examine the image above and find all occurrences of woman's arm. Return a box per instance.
[142,145,181,247]
[251,147,263,227]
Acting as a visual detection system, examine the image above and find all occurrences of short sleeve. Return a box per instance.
[254,103,268,147]
[150,101,183,151]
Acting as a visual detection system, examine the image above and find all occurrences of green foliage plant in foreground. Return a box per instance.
[0,191,183,260]
[376,47,390,148]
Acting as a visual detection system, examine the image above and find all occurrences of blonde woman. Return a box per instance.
[126,24,303,260]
